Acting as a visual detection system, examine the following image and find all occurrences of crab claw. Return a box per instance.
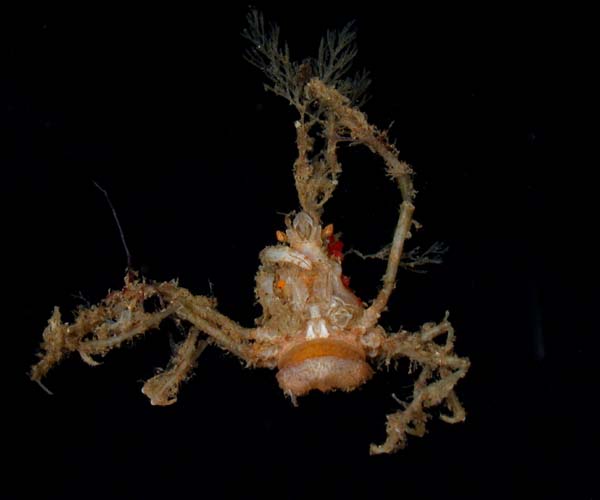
[260,246,312,270]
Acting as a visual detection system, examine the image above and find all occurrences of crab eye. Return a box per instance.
[292,212,314,240]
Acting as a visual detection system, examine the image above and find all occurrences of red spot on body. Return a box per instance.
[327,234,344,261]
[326,234,359,302]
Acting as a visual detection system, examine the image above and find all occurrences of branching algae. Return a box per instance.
[31,11,470,454]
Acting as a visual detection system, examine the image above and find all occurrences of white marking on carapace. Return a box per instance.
[306,322,316,339]
[317,319,329,338]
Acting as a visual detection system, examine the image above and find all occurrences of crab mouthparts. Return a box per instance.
[276,338,373,397]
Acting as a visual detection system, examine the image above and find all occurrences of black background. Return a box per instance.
[2,3,596,499]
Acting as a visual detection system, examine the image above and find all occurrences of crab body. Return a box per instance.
[31,12,469,454]
[252,211,373,398]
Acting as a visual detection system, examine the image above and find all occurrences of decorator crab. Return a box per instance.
[31,11,470,454]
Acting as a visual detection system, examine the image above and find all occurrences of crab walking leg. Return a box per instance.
[76,308,175,354]
[30,279,254,389]
[305,80,415,201]
[30,299,177,384]
[360,200,414,330]
[370,324,470,455]
[370,358,469,454]
[162,289,252,359]
[142,328,207,406]
[304,80,418,330]
[155,286,254,361]
[176,309,251,360]
[139,287,254,405]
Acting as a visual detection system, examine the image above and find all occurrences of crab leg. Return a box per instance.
[304,80,417,331]
[141,328,208,406]
[260,246,312,270]
[360,200,414,329]
[156,283,254,360]
[30,277,256,401]
[369,319,470,454]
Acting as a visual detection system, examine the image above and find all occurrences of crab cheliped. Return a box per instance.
[31,12,470,454]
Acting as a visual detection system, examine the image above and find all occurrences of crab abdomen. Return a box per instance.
[276,338,373,397]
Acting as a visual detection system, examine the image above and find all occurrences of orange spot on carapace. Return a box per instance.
[322,224,334,239]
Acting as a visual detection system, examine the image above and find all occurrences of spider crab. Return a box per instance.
[31,12,469,454]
